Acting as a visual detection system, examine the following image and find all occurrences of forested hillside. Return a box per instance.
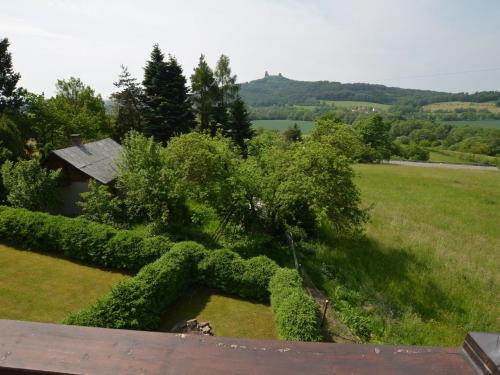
[239,74,500,106]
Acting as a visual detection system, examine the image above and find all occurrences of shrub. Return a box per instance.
[1,159,60,211]
[269,268,322,341]
[0,206,173,271]
[64,242,207,330]
[197,249,278,301]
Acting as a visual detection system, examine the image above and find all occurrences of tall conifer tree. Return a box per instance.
[190,54,219,134]
[142,45,194,142]
[0,38,23,114]
[110,65,144,141]
[227,95,254,152]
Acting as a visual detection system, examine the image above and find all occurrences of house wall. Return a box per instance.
[54,181,90,217]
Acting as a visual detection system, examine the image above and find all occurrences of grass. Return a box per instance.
[159,287,277,339]
[252,119,314,134]
[322,100,390,111]
[424,101,500,114]
[303,164,500,346]
[0,244,129,323]
[441,119,500,129]
[428,148,498,166]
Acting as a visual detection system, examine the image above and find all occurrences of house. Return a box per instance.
[42,135,122,216]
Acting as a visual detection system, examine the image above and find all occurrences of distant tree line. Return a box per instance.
[239,74,500,107]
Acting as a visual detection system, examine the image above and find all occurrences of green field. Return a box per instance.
[424,101,500,114]
[0,244,129,323]
[322,100,390,110]
[441,119,500,129]
[252,119,315,134]
[304,164,500,346]
[160,287,277,339]
[428,148,498,166]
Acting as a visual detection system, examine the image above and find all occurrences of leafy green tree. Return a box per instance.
[240,133,367,236]
[0,115,25,203]
[227,95,254,151]
[0,115,24,163]
[117,131,181,231]
[191,54,219,134]
[353,114,392,162]
[311,118,365,161]
[48,77,108,143]
[283,123,302,143]
[1,159,60,211]
[24,93,64,156]
[214,54,238,107]
[77,179,125,227]
[165,132,243,228]
[496,99,500,108]
[142,45,194,143]
[110,65,144,141]
[0,38,23,114]
[213,54,238,127]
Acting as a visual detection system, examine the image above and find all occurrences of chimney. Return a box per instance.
[70,134,82,146]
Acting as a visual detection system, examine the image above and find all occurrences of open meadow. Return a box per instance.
[321,100,390,111]
[424,101,500,114]
[252,119,314,134]
[303,164,500,346]
[0,244,129,323]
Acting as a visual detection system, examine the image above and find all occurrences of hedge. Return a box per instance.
[0,206,173,271]
[269,268,322,341]
[64,241,207,330]
[197,249,278,301]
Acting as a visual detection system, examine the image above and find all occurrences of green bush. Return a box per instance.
[64,242,207,330]
[0,206,173,271]
[197,249,278,301]
[269,268,322,341]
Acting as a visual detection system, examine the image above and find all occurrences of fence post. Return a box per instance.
[321,299,329,327]
[285,231,299,271]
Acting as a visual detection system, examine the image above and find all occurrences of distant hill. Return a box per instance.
[239,74,500,107]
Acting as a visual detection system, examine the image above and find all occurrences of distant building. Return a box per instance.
[42,135,122,216]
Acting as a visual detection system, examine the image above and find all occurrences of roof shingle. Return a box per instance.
[52,138,122,184]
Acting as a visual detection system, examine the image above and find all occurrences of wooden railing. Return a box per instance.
[0,319,497,374]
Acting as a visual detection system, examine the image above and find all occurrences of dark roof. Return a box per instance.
[51,138,122,184]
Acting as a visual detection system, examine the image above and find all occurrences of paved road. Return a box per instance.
[386,160,499,171]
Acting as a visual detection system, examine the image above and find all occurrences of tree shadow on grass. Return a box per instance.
[157,286,277,339]
[304,234,466,325]
[158,286,212,332]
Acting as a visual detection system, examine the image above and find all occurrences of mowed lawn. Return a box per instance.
[306,164,500,346]
[0,244,129,323]
[160,287,277,340]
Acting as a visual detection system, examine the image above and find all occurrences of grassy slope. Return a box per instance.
[0,244,129,323]
[424,101,500,114]
[160,288,277,339]
[322,100,390,110]
[428,148,498,166]
[305,164,500,346]
[252,119,314,134]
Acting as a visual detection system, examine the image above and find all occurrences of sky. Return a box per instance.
[2,0,500,98]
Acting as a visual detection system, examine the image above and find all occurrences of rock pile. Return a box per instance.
[171,319,213,336]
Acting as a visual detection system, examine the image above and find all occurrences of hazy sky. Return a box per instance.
[2,0,500,98]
